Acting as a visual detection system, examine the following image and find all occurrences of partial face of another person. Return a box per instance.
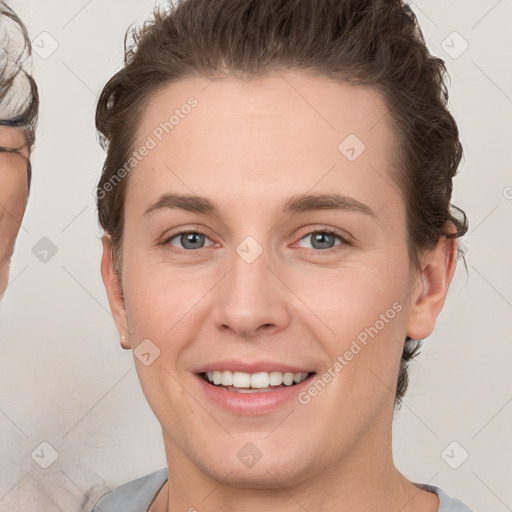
[102,71,456,487]
[0,126,28,298]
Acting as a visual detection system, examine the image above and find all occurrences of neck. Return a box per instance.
[152,417,439,512]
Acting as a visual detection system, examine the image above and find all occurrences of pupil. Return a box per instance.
[313,232,334,249]
[182,232,204,249]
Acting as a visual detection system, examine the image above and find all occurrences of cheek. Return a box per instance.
[124,269,195,422]
[297,255,409,343]
[124,263,203,333]
[121,253,207,376]
[293,253,410,400]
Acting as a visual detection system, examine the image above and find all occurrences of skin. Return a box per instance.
[101,71,458,512]
[0,126,29,299]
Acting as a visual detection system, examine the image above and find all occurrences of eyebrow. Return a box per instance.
[144,193,376,218]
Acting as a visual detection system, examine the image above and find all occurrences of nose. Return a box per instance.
[211,242,291,340]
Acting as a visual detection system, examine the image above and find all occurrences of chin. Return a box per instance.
[209,463,307,490]
[192,441,314,490]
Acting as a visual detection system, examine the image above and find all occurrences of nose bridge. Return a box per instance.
[212,235,290,337]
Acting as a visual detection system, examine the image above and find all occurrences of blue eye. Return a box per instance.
[164,228,349,254]
[167,231,212,251]
[297,230,347,251]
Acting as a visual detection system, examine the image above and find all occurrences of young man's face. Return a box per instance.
[102,71,455,487]
[0,126,28,298]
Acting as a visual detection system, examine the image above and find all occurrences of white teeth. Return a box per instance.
[250,372,269,388]
[269,371,283,386]
[233,371,251,387]
[282,372,294,386]
[221,370,233,386]
[204,370,310,389]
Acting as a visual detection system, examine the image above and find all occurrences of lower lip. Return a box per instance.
[195,374,314,415]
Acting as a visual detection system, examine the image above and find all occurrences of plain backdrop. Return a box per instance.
[0,1,511,510]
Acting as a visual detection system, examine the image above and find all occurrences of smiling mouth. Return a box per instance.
[199,371,316,393]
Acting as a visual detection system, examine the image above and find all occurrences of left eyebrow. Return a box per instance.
[282,193,376,217]
[143,192,376,218]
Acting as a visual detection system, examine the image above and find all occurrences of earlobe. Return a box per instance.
[100,235,130,349]
[405,235,458,340]
[120,335,131,350]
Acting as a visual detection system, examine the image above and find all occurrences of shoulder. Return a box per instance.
[90,468,168,512]
[414,482,475,512]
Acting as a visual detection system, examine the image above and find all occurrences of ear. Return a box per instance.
[405,232,459,340]
[100,235,131,349]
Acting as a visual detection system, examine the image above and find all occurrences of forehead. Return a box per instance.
[128,71,401,217]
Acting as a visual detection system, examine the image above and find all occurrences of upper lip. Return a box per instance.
[194,359,315,375]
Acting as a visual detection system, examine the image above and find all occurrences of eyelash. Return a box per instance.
[163,227,351,255]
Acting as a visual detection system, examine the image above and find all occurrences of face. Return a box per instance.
[0,126,28,298]
[102,71,456,489]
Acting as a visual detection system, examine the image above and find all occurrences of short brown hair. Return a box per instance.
[95,0,468,409]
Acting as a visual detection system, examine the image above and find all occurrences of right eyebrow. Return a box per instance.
[144,194,217,216]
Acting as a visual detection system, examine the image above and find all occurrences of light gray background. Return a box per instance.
[0,0,511,510]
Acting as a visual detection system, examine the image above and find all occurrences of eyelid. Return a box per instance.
[292,226,352,253]
[162,226,217,252]
[163,224,352,254]
[295,224,352,242]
